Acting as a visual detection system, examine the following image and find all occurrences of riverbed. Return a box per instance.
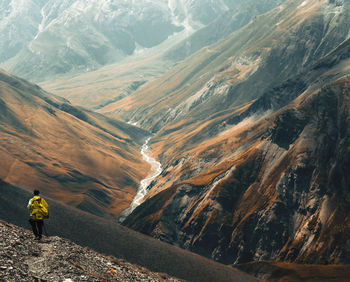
[119,137,162,221]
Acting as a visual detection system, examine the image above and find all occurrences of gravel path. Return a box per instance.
[0,220,181,281]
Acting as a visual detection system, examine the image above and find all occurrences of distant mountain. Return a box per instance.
[41,0,285,111]
[0,69,150,219]
[164,0,286,62]
[119,0,350,265]
[0,0,246,82]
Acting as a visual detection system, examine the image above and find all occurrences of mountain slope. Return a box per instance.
[164,0,286,62]
[102,0,350,133]
[0,181,257,282]
[0,0,246,82]
[41,0,285,111]
[238,261,350,282]
[0,69,150,218]
[122,26,350,264]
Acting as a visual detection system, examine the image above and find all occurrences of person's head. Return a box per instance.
[33,190,40,196]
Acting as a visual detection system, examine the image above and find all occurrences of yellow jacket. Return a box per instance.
[27,196,49,220]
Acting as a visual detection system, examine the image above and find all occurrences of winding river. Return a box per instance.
[119,137,162,221]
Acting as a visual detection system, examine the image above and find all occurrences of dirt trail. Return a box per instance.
[0,221,180,282]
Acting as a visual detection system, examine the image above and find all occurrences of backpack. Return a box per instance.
[31,197,49,219]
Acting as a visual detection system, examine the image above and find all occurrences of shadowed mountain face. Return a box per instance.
[121,0,350,266]
[0,69,150,218]
[237,261,350,281]
[123,41,350,264]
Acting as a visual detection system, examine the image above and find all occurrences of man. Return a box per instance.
[27,190,49,240]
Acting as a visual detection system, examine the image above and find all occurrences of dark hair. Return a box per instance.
[33,190,40,196]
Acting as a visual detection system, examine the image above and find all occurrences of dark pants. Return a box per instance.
[29,219,44,239]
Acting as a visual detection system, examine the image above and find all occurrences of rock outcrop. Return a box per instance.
[123,23,350,266]
[0,220,180,281]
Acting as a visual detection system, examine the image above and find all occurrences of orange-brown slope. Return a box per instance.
[125,75,350,265]
[0,69,149,218]
[123,36,350,265]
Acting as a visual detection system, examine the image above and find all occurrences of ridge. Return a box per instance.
[0,220,180,281]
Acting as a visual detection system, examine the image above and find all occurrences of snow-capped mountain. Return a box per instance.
[0,0,243,81]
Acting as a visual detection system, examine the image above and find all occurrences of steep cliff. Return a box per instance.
[106,0,350,133]
[123,36,350,265]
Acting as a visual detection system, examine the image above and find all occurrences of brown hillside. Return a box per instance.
[123,39,350,265]
[0,69,149,218]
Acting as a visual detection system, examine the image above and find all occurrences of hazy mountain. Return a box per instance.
[105,0,349,132]
[0,0,246,82]
[0,69,150,219]
[164,0,286,62]
[41,0,285,111]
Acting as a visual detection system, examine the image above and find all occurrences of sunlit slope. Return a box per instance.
[102,0,349,133]
[123,38,350,264]
[0,69,149,218]
[40,49,174,110]
[163,0,286,62]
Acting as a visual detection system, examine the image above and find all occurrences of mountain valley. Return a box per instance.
[0,69,150,218]
[0,0,349,281]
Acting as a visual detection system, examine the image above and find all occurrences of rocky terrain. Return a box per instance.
[123,38,350,265]
[106,0,350,132]
[119,0,350,266]
[0,220,180,281]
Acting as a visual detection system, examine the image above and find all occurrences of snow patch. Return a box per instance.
[298,1,308,8]
[220,110,273,138]
[168,0,197,33]
[127,120,138,126]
